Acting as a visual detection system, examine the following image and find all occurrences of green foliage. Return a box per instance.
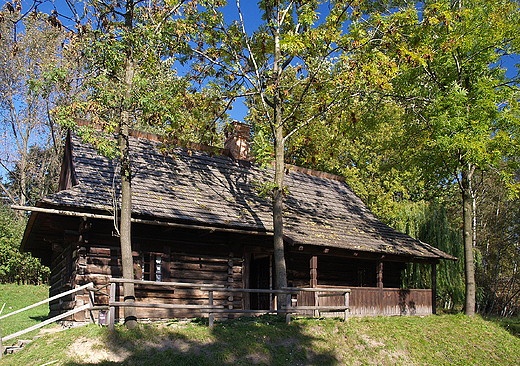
[0,205,49,285]
[53,0,224,154]
[280,68,469,309]
[251,129,274,170]
[384,0,520,314]
[394,202,466,309]
[474,171,520,316]
[385,0,520,187]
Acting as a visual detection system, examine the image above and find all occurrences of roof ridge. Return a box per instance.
[73,118,347,184]
[74,118,231,158]
[285,164,346,183]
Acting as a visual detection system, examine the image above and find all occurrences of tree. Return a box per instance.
[178,0,401,303]
[281,97,467,311]
[0,203,50,284]
[55,0,222,328]
[6,145,61,204]
[381,0,520,315]
[0,5,70,206]
[474,170,520,315]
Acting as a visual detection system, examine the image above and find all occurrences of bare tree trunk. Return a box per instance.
[19,146,27,206]
[462,164,476,316]
[273,124,287,297]
[120,0,137,329]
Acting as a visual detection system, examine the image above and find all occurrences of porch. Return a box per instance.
[97,279,434,326]
[297,287,433,317]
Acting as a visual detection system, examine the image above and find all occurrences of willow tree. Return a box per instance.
[383,0,520,315]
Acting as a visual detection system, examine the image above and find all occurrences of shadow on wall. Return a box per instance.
[399,289,417,316]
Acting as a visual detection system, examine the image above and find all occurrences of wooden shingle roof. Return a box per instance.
[40,132,455,260]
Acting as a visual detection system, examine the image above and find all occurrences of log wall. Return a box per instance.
[47,217,430,322]
[66,219,250,322]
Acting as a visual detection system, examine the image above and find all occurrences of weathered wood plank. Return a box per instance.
[170,262,228,272]
[169,270,229,281]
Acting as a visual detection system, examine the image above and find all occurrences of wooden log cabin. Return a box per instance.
[20,121,456,322]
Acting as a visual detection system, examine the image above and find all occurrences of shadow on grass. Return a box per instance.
[29,315,49,322]
[487,316,520,338]
[63,315,341,366]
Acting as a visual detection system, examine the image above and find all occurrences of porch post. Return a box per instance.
[310,256,318,316]
[243,252,251,311]
[310,256,318,288]
[377,260,383,315]
[431,263,437,315]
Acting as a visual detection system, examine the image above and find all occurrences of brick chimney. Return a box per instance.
[225,121,251,161]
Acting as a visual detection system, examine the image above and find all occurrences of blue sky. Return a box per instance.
[21,0,519,123]
[0,0,518,189]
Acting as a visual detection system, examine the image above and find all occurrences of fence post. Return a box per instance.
[208,290,214,329]
[0,302,4,359]
[314,291,320,318]
[344,291,350,321]
[108,283,116,330]
[0,319,3,359]
[285,292,291,324]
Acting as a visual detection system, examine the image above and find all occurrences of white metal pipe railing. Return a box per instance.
[0,283,95,348]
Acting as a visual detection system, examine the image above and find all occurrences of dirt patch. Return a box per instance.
[306,325,326,336]
[243,352,270,364]
[69,336,130,363]
[361,334,385,348]
[38,325,69,336]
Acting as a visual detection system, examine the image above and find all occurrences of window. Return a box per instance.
[140,252,162,281]
[357,268,367,287]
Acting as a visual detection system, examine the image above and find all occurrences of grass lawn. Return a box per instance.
[1,284,519,365]
[0,314,518,366]
[0,283,50,344]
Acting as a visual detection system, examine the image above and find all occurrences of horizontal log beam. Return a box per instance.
[283,287,351,293]
[12,205,273,236]
[110,302,225,310]
[109,278,225,288]
[293,306,349,311]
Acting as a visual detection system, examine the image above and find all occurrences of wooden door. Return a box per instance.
[250,255,271,310]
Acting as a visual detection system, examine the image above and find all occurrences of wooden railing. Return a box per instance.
[0,279,351,357]
[0,282,99,358]
[107,279,351,329]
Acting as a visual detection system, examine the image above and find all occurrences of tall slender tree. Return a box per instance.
[0,5,71,206]
[380,0,520,315]
[178,0,401,302]
[55,0,222,328]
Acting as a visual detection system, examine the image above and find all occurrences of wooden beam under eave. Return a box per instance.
[287,245,442,264]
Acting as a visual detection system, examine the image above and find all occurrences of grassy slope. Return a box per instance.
[0,284,49,341]
[1,284,519,365]
[0,315,518,366]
